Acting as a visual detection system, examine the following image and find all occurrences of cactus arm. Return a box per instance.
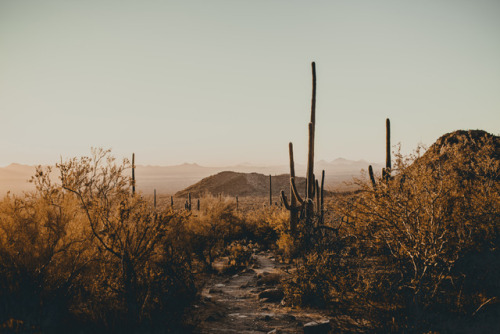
[315,179,320,214]
[291,177,305,205]
[281,191,292,211]
[306,122,315,199]
[320,170,325,223]
[311,173,316,198]
[369,165,377,190]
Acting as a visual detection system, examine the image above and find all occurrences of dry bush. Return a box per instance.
[0,149,196,333]
[0,189,90,332]
[184,195,278,272]
[337,142,500,331]
[280,138,499,332]
[185,196,242,270]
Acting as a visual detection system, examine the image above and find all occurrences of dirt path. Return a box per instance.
[192,251,331,334]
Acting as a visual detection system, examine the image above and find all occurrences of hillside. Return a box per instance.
[415,129,499,175]
[175,171,307,198]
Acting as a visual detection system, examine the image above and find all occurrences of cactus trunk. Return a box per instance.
[269,174,272,206]
[132,153,135,195]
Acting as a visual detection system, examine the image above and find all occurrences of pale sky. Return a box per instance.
[1,0,499,167]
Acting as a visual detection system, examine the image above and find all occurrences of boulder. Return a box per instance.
[303,319,331,334]
[258,288,284,302]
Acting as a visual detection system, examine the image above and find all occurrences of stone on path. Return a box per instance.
[303,319,331,334]
[258,288,284,302]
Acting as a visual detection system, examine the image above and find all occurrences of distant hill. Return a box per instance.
[175,171,307,198]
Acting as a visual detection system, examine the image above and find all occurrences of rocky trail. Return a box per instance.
[191,251,332,334]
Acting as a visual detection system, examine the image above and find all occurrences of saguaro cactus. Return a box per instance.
[269,174,272,206]
[281,62,322,232]
[280,143,300,233]
[386,118,391,172]
[154,189,157,208]
[132,153,136,195]
[368,118,392,188]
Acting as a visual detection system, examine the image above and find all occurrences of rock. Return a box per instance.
[282,314,296,321]
[205,311,224,322]
[257,273,281,286]
[208,288,223,294]
[257,271,271,279]
[303,319,331,334]
[258,288,284,302]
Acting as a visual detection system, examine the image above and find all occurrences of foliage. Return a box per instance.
[0,149,196,333]
[281,139,500,332]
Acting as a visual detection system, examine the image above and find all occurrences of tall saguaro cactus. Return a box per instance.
[307,62,316,198]
[281,62,324,233]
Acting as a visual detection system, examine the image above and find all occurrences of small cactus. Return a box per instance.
[368,118,392,188]
[132,153,136,195]
[269,174,272,207]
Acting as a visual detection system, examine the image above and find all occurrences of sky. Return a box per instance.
[1,0,499,167]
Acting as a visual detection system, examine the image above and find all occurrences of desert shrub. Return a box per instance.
[280,135,499,332]
[241,206,280,248]
[225,240,254,270]
[0,149,197,333]
[283,251,337,308]
[337,140,500,331]
[0,189,90,333]
[185,197,243,270]
[184,196,278,272]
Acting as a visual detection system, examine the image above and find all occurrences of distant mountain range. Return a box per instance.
[0,159,383,196]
